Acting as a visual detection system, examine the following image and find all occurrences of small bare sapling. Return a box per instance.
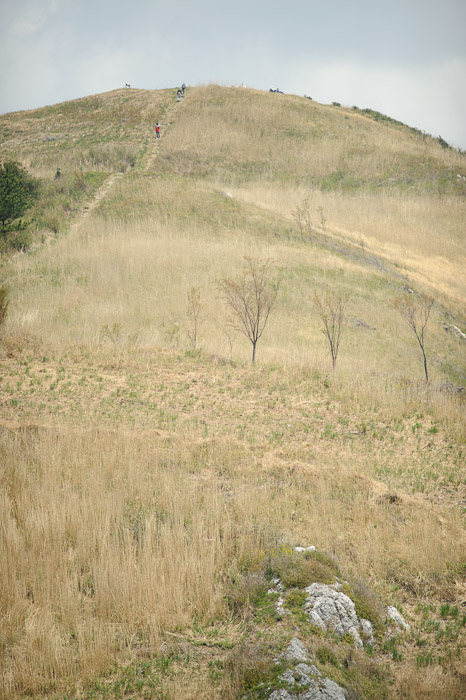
[317,205,327,231]
[0,286,8,333]
[394,293,434,382]
[292,197,313,240]
[313,288,350,369]
[217,257,280,364]
[186,286,204,350]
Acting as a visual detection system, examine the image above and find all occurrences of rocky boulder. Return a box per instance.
[268,638,347,700]
[304,583,374,648]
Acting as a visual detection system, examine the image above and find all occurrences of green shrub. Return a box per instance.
[284,588,307,611]
[341,579,383,630]
[316,646,338,666]
[0,227,32,252]
[0,160,39,229]
[267,548,339,589]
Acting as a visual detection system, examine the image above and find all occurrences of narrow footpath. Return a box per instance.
[70,91,185,232]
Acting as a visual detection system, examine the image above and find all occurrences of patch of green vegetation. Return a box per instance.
[267,547,340,589]
[383,635,402,661]
[224,571,271,617]
[314,170,361,192]
[226,643,289,700]
[316,645,339,666]
[284,588,307,611]
[56,652,184,700]
[341,581,383,631]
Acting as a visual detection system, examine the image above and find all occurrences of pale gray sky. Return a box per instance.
[2,0,466,149]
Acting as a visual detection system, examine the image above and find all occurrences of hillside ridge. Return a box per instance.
[1,83,465,700]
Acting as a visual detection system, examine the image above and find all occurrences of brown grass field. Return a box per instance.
[1,85,466,699]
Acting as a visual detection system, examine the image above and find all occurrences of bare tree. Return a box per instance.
[317,205,327,231]
[217,257,280,364]
[313,288,350,369]
[292,197,312,240]
[186,286,204,350]
[0,286,8,332]
[394,294,434,382]
[213,319,235,361]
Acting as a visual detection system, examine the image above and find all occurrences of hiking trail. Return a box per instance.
[70,93,185,232]
[143,98,183,172]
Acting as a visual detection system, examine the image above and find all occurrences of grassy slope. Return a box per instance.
[0,88,173,241]
[1,85,466,700]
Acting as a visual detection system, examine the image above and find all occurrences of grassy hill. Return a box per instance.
[1,85,466,700]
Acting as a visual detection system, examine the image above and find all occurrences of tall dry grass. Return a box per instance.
[1,424,464,698]
[158,85,466,187]
[5,172,464,393]
[1,84,465,699]
[228,183,466,309]
[0,88,170,177]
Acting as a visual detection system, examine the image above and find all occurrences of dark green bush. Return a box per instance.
[0,160,39,230]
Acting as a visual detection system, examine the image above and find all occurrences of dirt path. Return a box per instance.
[73,172,123,228]
[143,98,183,172]
[70,95,185,232]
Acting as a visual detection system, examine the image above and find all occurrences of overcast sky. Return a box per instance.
[2,0,466,149]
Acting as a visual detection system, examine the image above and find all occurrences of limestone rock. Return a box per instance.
[268,577,287,618]
[386,605,410,630]
[300,677,347,699]
[360,617,375,646]
[304,583,373,648]
[269,690,297,700]
[271,636,347,700]
[283,638,309,663]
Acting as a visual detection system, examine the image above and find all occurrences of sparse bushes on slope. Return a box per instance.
[0,160,39,232]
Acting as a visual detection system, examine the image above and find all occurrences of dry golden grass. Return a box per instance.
[155,86,466,204]
[5,172,465,395]
[1,417,464,698]
[0,88,172,178]
[1,84,465,700]
[228,183,466,310]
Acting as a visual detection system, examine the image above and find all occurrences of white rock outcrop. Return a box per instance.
[386,605,410,630]
[271,637,347,700]
[268,577,286,618]
[282,638,309,663]
[304,583,373,648]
